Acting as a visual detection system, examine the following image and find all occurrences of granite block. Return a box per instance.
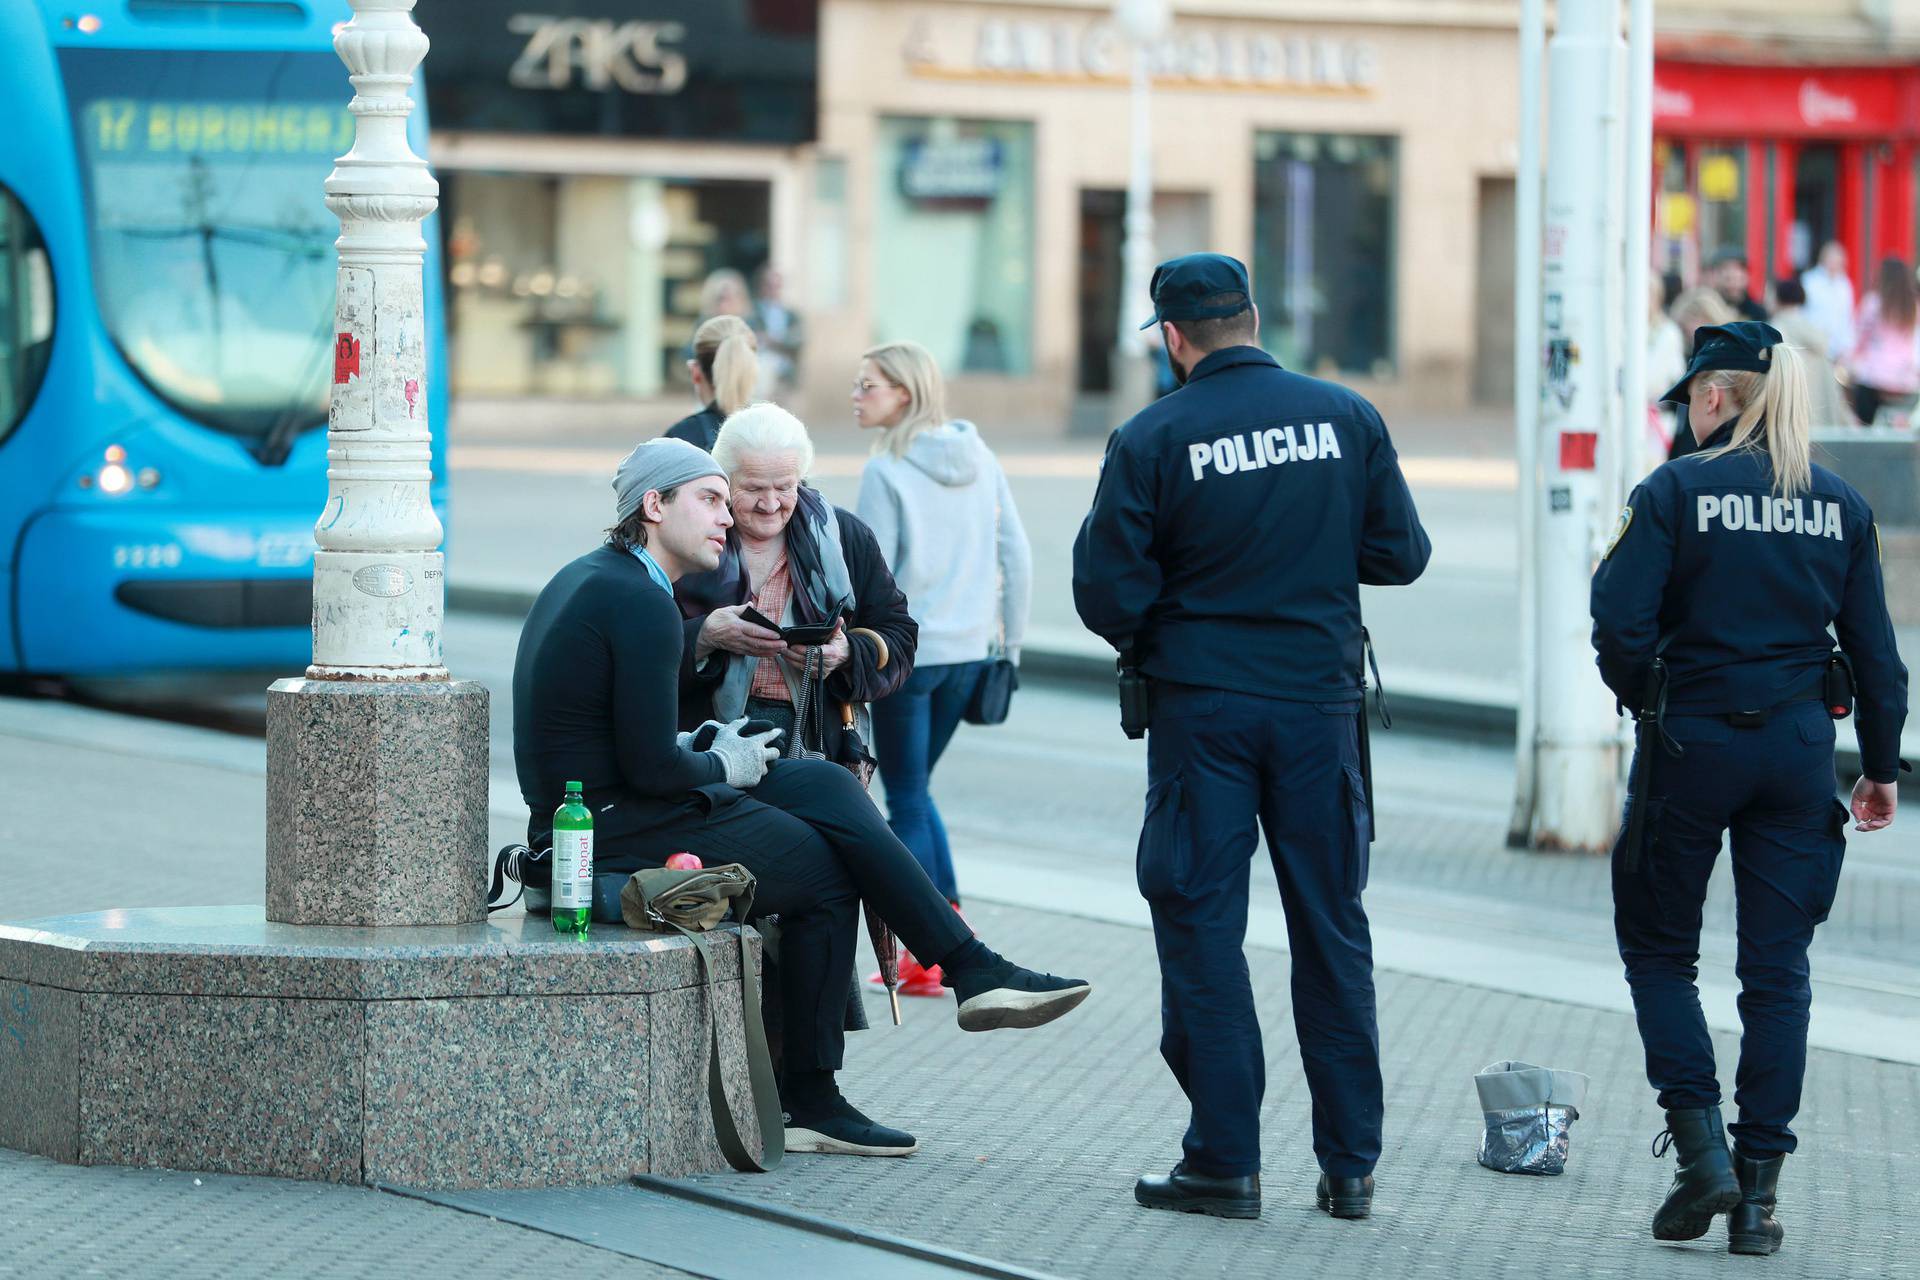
[0,908,512,1000]
[646,979,758,1177]
[500,918,753,997]
[364,995,650,1188]
[78,993,364,1181]
[266,678,489,927]
[0,982,78,1162]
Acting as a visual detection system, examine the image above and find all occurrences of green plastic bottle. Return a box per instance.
[552,781,593,936]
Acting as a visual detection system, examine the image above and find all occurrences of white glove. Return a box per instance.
[706,716,783,788]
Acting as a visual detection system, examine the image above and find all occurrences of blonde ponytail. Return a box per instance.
[692,314,759,416]
[1697,345,1814,498]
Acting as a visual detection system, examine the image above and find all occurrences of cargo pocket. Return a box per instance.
[1135,775,1191,900]
[1342,764,1372,894]
[1809,799,1850,924]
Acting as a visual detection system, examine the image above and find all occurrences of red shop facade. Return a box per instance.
[1653,60,1920,291]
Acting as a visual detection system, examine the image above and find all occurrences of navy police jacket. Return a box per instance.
[1072,346,1431,701]
[1591,421,1909,782]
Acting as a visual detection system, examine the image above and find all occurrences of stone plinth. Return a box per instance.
[266,679,489,926]
[0,908,760,1188]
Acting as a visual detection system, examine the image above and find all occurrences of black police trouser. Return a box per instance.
[604,759,973,1074]
[1139,684,1382,1179]
[1613,702,1848,1159]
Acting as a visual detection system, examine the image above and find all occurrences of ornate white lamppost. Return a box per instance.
[265,0,488,926]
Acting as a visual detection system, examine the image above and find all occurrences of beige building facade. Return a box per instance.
[798,0,1526,433]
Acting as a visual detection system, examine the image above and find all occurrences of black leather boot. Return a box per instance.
[1315,1173,1374,1220]
[1133,1162,1260,1219]
[1650,1106,1742,1241]
[1727,1152,1786,1256]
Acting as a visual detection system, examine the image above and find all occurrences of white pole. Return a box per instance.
[1507,0,1545,847]
[1623,0,1655,493]
[1113,0,1167,417]
[1529,0,1625,853]
[311,0,446,679]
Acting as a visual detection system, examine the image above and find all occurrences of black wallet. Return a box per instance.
[741,606,838,647]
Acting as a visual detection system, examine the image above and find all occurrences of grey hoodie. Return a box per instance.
[856,421,1031,667]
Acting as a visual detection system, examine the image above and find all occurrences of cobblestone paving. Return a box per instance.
[681,900,1920,1280]
[0,1153,697,1279]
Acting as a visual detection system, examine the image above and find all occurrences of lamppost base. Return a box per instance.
[0,908,763,1186]
[265,678,490,926]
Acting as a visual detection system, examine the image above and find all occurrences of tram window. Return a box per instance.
[0,185,55,447]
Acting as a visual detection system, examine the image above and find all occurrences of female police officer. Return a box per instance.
[1592,321,1907,1256]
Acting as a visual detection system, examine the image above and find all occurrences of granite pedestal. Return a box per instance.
[266,679,490,926]
[0,907,761,1188]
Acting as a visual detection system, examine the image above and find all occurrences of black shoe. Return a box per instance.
[782,1092,918,1158]
[1316,1173,1374,1219]
[1727,1152,1786,1256]
[944,957,1091,1032]
[1650,1107,1742,1241]
[1134,1162,1260,1220]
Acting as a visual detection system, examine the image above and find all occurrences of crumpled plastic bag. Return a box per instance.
[1474,1060,1590,1175]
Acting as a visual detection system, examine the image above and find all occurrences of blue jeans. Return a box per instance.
[870,660,985,903]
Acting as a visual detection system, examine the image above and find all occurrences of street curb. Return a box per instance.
[448,583,1881,777]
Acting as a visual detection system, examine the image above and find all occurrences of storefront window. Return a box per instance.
[873,117,1034,375]
[1253,132,1397,377]
[443,171,768,398]
[1696,144,1748,262]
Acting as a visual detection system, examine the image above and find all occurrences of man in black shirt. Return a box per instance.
[514,438,1091,1157]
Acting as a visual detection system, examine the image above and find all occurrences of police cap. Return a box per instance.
[1139,253,1252,330]
[1659,320,1783,404]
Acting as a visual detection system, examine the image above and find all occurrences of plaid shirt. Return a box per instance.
[748,553,794,703]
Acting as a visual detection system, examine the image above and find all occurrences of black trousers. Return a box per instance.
[605,758,973,1072]
[1613,702,1846,1158]
[1139,684,1383,1179]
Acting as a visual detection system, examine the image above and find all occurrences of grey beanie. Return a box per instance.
[612,438,726,523]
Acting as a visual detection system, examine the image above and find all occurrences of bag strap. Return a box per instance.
[665,919,785,1173]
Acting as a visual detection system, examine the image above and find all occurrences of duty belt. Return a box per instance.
[1623,670,1830,872]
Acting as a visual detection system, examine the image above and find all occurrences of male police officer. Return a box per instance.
[1073,254,1430,1221]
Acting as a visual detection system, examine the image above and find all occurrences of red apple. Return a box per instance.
[664,852,703,871]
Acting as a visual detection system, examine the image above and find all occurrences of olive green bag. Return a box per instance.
[620,864,784,1172]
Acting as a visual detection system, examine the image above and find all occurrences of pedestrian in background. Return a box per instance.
[699,267,753,320]
[1075,253,1430,1223]
[1666,288,1737,461]
[855,340,1031,996]
[1646,270,1688,455]
[1842,257,1920,425]
[1768,278,1850,427]
[1707,247,1769,321]
[1594,321,1906,1256]
[664,314,758,452]
[753,265,806,399]
[1799,239,1855,359]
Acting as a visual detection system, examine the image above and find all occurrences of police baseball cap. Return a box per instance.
[1659,320,1783,404]
[1139,253,1253,330]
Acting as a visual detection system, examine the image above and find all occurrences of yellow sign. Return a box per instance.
[86,100,353,157]
[1660,192,1696,236]
[1699,154,1741,203]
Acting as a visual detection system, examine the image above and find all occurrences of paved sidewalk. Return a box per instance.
[679,899,1919,1280]
[3,696,1916,1278]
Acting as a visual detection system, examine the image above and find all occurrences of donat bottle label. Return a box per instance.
[554,830,593,910]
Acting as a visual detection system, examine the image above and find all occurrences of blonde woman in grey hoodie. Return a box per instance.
[855,342,1031,988]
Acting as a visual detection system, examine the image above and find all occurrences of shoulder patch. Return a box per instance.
[1604,505,1634,559]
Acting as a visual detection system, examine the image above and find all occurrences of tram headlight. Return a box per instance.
[82,444,135,496]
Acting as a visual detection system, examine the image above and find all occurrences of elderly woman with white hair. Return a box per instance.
[676,402,918,774]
